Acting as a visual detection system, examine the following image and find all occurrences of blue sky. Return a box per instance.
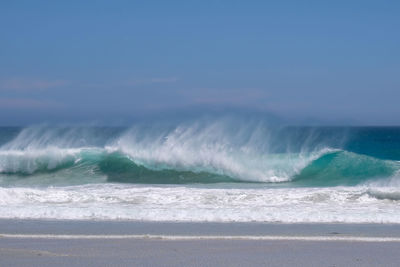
[0,0,399,125]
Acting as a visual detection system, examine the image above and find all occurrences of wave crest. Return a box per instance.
[0,123,399,186]
[0,147,398,186]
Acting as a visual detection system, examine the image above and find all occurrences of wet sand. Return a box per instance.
[1,220,400,266]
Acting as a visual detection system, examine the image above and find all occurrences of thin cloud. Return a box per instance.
[0,78,68,91]
[123,77,180,86]
[149,77,179,83]
[185,87,268,106]
[0,98,63,109]
[80,77,180,89]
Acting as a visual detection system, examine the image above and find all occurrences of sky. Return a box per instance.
[0,0,399,125]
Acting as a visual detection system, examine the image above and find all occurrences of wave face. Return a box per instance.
[0,123,400,186]
[1,148,398,186]
[294,151,399,186]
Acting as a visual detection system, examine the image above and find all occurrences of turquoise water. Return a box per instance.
[0,124,399,187]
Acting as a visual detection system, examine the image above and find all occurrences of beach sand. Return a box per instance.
[1,220,400,266]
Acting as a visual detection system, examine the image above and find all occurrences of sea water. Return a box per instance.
[0,117,399,223]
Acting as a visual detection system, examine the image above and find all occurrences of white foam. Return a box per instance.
[2,234,400,242]
[0,184,399,223]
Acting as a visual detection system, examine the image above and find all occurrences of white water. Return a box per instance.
[0,121,334,183]
[0,184,400,223]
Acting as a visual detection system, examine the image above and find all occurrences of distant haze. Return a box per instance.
[0,1,399,125]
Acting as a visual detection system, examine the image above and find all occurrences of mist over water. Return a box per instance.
[0,115,400,222]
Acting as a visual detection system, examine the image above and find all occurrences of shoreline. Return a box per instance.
[2,219,400,266]
[1,219,400,238]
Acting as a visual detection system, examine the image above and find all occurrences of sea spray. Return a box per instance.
[0,120,399,186]
[0,120,400,222]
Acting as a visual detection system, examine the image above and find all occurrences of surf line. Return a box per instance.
[1,234,400,242]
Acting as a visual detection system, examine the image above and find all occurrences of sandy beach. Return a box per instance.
[1,220,400,266]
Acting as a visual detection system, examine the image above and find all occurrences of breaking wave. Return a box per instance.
[0,147,398,186]
[0,121,399,186]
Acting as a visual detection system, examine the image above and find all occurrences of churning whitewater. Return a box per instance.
[0,118,400,223]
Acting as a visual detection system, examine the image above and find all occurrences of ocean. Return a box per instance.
[0,117,399,223]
